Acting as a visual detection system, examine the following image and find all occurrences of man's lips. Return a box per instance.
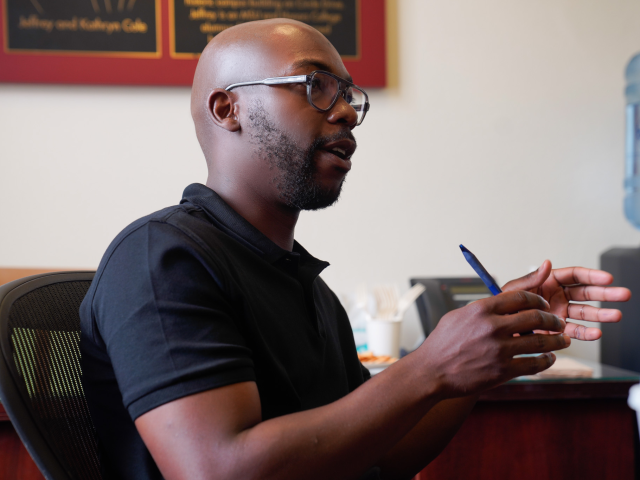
[321,138,357,161]
[319,149,352,173]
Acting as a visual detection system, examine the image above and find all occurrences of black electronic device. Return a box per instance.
[409,277,493,336]
[600,247,640,372]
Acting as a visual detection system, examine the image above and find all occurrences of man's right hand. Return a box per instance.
[419,290,570,398]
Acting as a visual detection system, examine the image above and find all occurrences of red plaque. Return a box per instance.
[0,0,386,87]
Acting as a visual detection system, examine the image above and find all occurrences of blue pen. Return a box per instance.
[459,244,533,336]
[459,245,502,296]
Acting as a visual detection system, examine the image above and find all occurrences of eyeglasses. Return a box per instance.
[225,70,370,127]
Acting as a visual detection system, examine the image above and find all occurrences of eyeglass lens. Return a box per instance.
[310,72,366,124]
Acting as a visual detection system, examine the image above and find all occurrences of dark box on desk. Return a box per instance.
[601,246,640,372]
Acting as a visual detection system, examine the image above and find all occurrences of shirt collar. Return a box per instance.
[180,183,329,274]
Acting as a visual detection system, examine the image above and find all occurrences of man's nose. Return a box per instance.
[326,95,358,129]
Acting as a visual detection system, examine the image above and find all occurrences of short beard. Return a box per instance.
[247,101,352,211]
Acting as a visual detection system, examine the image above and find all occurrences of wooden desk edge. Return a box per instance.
[0,267,85,288]
[480,379,639,401]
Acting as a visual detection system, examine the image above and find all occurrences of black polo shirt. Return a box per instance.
[80,183,371,479]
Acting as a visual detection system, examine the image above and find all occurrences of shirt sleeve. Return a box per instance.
[89,219,255,420]
[360,362,371,382]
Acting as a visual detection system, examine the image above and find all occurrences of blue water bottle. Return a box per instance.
[624,53,640,229]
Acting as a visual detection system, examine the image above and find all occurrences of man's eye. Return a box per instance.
[344,89,354,103]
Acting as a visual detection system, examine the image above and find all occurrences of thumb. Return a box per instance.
[502,260,552,292]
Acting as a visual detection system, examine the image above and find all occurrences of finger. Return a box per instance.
[563,286,631,302]
[507,332,570,356]
[488,290,550,315]
[507,352,556,378]
[499,309,565,335]
[567,304,623,323]
[501,260,552,292]
[550,267,613,287]
[565,322,602,341]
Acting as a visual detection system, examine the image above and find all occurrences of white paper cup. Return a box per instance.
[367,317,402,358]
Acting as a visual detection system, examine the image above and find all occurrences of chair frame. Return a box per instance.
[0,271,96,480]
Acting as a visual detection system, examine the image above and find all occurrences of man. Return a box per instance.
[80,18,631,480]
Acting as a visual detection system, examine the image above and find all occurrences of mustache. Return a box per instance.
[310,130,357,152]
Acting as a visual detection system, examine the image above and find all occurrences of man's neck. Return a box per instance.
[206,179,300,251]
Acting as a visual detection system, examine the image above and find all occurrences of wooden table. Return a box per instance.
[415,359,639,480]
[1,360,637,480]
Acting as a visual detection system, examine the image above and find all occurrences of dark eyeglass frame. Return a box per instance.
[225,70,370,126]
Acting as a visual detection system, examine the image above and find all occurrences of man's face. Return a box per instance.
[237,27,359,211]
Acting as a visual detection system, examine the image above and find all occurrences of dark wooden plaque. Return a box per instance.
[171,0,359,59]
[4,0,160,55]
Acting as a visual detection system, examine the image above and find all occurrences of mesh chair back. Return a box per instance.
[0,272,101,480]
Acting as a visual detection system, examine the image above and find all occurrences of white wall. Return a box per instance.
[2,0,640,361]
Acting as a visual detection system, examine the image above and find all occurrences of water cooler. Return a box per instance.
[600,53,640,372]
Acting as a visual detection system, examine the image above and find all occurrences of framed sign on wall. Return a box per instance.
[0,0,386,87]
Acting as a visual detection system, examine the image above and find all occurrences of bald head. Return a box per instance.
[191,19,342,160]
[192,19,336,100]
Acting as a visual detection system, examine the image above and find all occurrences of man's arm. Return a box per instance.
[136,291,568,480]
[136,359,442,480]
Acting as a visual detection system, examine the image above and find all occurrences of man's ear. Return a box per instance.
[207,89,240,132]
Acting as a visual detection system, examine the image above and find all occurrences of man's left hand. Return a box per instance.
[501,260,631,340]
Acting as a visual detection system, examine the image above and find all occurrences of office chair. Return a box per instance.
[0,271,101,480]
